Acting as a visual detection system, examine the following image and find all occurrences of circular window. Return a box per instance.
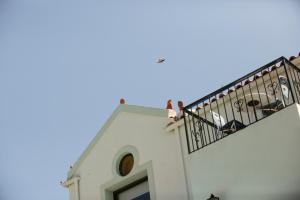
[118,153,134,176]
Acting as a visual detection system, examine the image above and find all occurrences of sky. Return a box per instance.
[0,0,299,199]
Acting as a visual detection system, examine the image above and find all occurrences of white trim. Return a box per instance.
[112,145,140,177]
[101,161,156,200]
[61,176,81,200]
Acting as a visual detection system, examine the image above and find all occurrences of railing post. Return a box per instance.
[183,110,191,154]
[283,59,296,103]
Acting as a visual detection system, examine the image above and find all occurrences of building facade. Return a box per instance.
[63,54,300,200]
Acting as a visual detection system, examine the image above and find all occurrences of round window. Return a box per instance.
[118,153,134,176]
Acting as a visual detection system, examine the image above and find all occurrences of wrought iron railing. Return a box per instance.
[183,57,300,154]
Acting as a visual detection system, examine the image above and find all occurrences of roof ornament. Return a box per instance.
[166,99,177,119]
[166,99,173,109]
[120,98,126,104]
[178,101,184,111]
[177,101,184,119]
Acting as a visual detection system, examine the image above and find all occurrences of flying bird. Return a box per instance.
[157,57,165,63]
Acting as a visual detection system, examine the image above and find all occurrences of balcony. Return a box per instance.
[183,57,300,154]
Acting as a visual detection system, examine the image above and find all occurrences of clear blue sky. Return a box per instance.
[0,0,299,199]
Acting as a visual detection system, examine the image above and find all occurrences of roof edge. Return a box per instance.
[67,104,168,179]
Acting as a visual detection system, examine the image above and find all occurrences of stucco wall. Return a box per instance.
[71,109,187,200]
[179,104,300,200]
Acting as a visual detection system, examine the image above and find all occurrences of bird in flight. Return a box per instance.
[156,57,165,63]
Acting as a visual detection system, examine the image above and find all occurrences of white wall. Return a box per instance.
[179,104,300,200]
[71,108,188,200]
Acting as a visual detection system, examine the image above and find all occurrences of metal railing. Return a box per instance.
[183,57,300,154]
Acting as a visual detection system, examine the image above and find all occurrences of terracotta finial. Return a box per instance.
[289,56,296,61]
[166,99,173,109]
[178,101,184,111]
[120,98,125,104]
[218,93,225,98]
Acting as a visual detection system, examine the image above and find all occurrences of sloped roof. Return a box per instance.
[67,104,168,179]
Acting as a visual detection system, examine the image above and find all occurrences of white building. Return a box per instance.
[63,55,300,200]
